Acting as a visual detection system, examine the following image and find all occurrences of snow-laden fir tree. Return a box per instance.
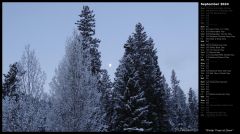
[170,70,188,131]
[112,23,169,132]
[2,62,23,100]
[162,75,173,131]
[187,88,198,131]
[98,69,113,131]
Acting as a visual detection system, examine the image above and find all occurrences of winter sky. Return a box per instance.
[3,2,198,94]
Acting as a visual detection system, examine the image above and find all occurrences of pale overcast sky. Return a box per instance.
[3,2,198,94]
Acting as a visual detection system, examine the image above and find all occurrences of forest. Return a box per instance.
[2,6,198,132]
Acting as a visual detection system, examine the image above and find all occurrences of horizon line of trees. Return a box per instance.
[2,5,198,132]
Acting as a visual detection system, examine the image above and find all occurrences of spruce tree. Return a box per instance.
[2,62,23,100]
[99,69,113,131]
[170,70,187,131]
[2,62,23,131]
[162,75,172,131]
[112,23,168,132]
[187,88,198,131]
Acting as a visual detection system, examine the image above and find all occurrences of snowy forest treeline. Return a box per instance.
[2,6,198,132]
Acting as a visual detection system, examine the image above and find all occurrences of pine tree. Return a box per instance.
[2,62,23,100]
[75,5,101,75]
[112,23,168,132]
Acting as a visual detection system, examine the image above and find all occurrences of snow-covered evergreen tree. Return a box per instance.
[170,70,187,131]
[98,69,113,131]
[162,75,172,131]
[2,62,23,100]
[2,62,23,132]
[187,88,198,131]
[112,23,168,132]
